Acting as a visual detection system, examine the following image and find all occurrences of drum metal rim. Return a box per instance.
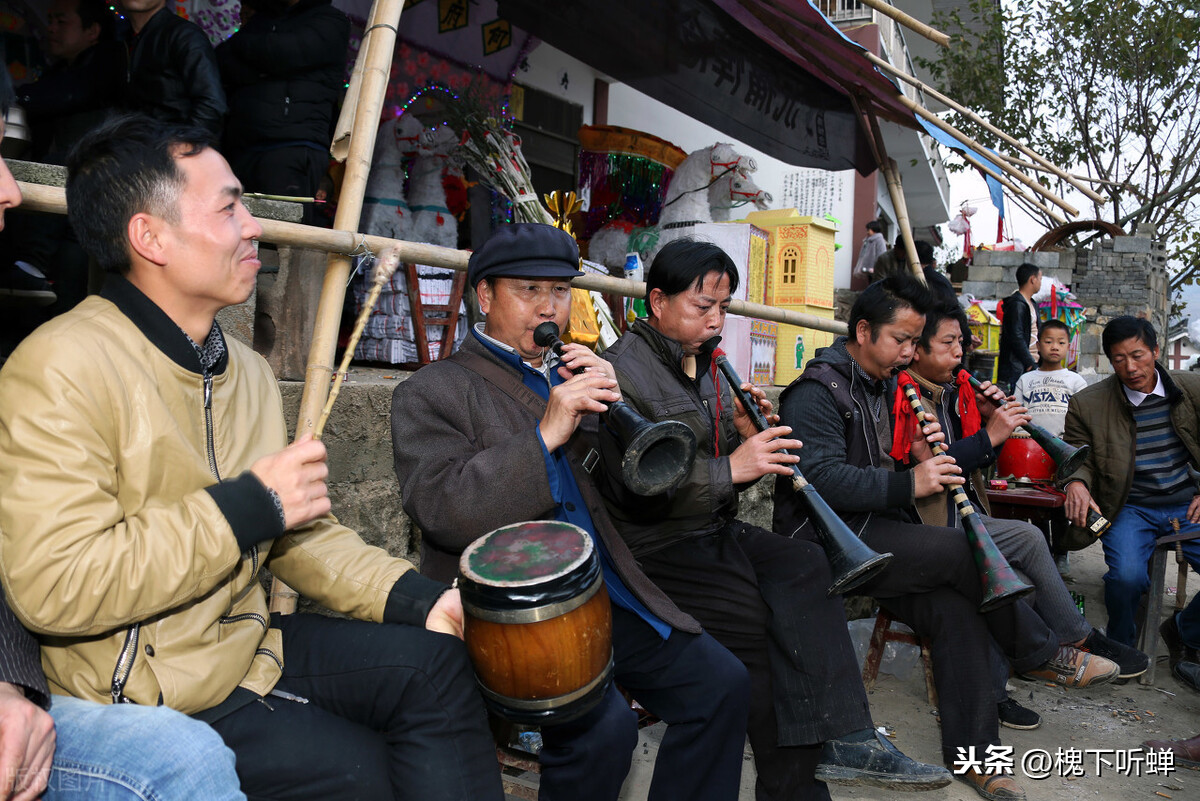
[476,655,614,712]
[462,573,605,624]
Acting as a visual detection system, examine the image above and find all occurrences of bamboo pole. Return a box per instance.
[957,150,1067,226]
[298,0,405,444]
[892,92,1079,217]
[330,0,384,162]
[16,181,851,339]
[855,0,951,47]
[862,52,1105,205]
[994,152,1127,189]
[862,113,925,285]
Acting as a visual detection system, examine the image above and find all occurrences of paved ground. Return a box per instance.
[505,537,1200,800]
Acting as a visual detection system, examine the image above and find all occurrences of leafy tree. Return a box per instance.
[920,0,1200,281]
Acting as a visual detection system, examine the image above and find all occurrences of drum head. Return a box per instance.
[460,521,593,588]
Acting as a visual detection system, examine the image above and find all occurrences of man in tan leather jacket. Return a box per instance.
[0,115,502,800]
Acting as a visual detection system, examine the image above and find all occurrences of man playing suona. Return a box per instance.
[900,304,1147,727]
[777,274,1120,801]
[596,239,953,800]
[391,223,750,801]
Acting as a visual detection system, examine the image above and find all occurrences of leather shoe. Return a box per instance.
[1174,660,1200,693]
[956,766,1026,800]
[1142,733,1200,768]
[816,728,952,790]
[1161,615,1199,669]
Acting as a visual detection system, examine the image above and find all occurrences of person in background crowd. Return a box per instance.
[1013,318,1088,575]
[1061,316,1200,693]
[871,234,906,282]
[217,0,348,223]
[853,219,886,281]
[120,0,225,133]
[0,0,122,313]
[998,263,1042,391]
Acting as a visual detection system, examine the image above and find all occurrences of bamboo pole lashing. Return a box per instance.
[863,51,1107,205]
[854,0,951,48]
[893,92,1079,217]
[297,0,406,446]
[15,180,852,339]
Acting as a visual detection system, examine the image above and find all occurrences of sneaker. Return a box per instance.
[997,696,1040,730]
[0,261,55,306]
[1054,552,1071,578]
[956,766,1026,800]
[1021,645,1119,688]
[1078,629,1149,678]
[1161,615,1200,669]
[816,728,953,790]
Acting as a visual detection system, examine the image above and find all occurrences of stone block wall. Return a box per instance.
[960,230,1169,382]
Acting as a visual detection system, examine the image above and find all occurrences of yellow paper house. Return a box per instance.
[744,210,837,309]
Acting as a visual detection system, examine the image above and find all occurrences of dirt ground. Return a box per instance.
[608,541,1200,801]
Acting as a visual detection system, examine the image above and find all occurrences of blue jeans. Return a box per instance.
[46,696,243,800]
[1100,501,1200,646]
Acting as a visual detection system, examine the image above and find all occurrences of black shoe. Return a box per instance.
[1161,615,1200,670]
[1078,629,1149,678]
[997,696,1040,730]
[0,263,55,306]
[816,728,952,790]
[1174,660,1200,693]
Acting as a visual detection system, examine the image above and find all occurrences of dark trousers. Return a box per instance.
[229,145,327,225]
[640,522,873,801]
[209,613,503,801]
[539,606,750,801]
[857,516,1058,763]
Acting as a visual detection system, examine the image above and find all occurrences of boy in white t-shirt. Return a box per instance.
[1013,319,1088,437]
[1013,319,1088,575]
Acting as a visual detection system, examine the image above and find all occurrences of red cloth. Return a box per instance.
[711,348,727,456]
[955,370,983,439]
[890,371,920,463]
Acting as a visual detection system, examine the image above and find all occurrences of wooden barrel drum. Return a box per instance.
[458,521,613,725]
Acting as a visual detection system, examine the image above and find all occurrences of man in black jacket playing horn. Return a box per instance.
[777,274,1119,801]
[595,239,953,801]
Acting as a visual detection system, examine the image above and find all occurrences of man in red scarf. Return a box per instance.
[900,305,1149,732]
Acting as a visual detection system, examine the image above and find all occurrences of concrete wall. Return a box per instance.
[961,228,1169,382]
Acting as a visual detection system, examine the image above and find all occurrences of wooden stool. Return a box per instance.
[1137,523,1200,686]
[861,610,938,706]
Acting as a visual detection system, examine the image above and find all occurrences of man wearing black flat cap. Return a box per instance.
[391,222,752,801]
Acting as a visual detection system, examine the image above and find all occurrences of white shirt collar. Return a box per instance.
[1122,369,1166,405]
[474,322,558,377]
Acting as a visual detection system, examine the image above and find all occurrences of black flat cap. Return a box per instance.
[467,223,583,287]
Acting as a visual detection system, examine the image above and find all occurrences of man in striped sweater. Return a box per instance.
[1062,316,1200,691]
